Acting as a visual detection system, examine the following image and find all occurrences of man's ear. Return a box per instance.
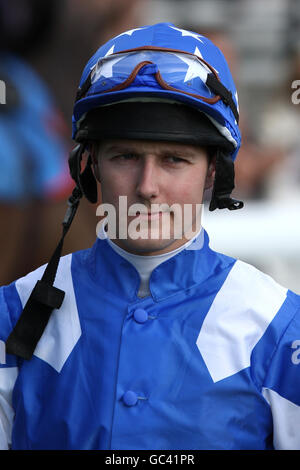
[90,143,101,182]
[204,155,216,190]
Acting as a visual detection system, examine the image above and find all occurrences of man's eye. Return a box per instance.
[166,156,186,164]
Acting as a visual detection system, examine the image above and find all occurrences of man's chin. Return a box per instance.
[113,236,185,256]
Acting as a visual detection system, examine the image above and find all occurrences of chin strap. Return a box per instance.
[6,142,99,360]
[69,144,98,203]
[4,142,96,360]
[5,185,83,360]
[209,149,244,212]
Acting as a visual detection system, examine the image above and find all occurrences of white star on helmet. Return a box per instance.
[91,46,124,82]
[169,25,204,43]
[173,51,208,84]
[113,27,145,40]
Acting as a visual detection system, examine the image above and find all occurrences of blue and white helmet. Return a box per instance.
[71,22,243,211]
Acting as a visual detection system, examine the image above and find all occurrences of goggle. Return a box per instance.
[76,46,239,123]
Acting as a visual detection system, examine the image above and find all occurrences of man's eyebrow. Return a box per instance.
[102,145,141,154]
[162,149,196,158]
[101,144,198,158]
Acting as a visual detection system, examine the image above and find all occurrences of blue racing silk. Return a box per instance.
[0,229,300,450]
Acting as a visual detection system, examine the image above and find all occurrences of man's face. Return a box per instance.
[93,139,215,255]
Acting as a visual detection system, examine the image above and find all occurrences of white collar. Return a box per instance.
[98,221,203,297]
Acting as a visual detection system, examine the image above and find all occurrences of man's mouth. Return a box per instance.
[137,211,163,220]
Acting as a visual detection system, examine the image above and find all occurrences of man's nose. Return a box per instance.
[136,158,160,200]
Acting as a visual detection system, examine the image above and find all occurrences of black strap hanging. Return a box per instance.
[209,149,244,212]
[5,186,83,360]
[5,142,98,360]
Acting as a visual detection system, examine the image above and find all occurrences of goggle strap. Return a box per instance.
[76,73,92,102]
[206,73,239,123]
